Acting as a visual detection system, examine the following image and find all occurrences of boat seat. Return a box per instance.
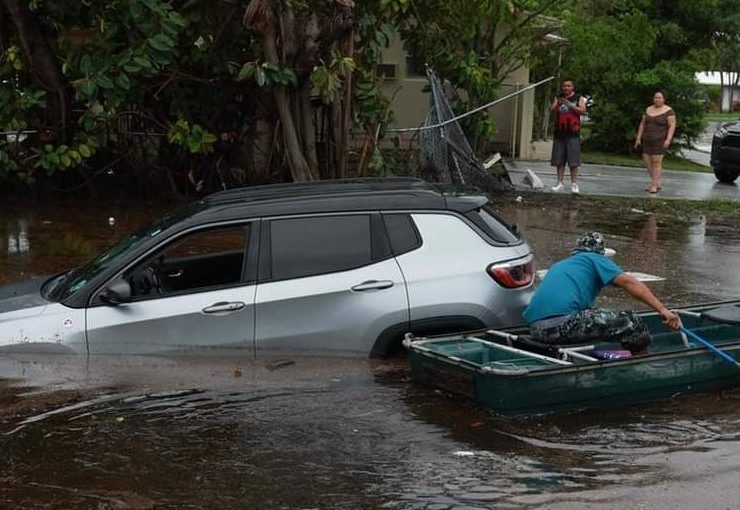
[511,335,591,356]
[703,305,740,325]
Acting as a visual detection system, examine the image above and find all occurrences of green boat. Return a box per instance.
[404,301,740,416]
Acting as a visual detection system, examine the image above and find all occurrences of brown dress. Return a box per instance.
[642,109,674,155]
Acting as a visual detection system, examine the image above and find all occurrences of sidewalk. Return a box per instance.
[508,160,739,202]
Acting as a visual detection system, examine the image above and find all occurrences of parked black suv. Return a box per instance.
[711,120,740,184]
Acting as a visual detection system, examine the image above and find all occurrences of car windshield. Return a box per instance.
[44,205,198,302]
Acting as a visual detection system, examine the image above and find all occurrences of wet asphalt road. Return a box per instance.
[1,199,739,508]
[508,160,739,202]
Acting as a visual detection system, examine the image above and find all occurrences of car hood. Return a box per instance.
[0,277,52,314]
[723,121,740,134]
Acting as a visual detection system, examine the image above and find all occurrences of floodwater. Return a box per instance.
[1,199,739,509]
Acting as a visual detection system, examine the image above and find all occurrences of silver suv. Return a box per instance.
[0,178,534,356]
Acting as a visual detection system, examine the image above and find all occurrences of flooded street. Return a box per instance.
[1,198,740,509]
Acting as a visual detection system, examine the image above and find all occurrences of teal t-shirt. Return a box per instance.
[522,252,623,324]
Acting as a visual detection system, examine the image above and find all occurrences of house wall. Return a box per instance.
[721,86,740,112]
[378,38,540,159]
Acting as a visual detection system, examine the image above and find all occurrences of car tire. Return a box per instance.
[713,167,739,184]
[371,316,487,357]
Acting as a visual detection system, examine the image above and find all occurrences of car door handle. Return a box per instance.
[202,301,245,314]
[166,269,183,278]
[351,280,394,291]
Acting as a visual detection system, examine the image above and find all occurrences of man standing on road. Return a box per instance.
[550,79,587,194]
[522,232,681,354]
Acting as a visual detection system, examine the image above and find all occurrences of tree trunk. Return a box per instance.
[337,30,355,177]
[0,2,8,51]
[262,26,316,181]
[300,84,318,175]
[2,0,70,138]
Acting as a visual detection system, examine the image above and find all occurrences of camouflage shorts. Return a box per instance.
[530,308,651,353]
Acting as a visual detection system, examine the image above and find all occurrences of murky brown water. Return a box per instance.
[1,199,739,509]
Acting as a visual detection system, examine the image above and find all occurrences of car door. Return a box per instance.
[254,213,408,355]
[86,222,258,354]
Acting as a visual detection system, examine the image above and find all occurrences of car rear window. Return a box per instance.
[464,206,520,244]
[270,215,373,280]
[383,214,421,256]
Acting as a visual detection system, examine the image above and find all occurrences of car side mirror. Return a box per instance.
[99,278,132,306]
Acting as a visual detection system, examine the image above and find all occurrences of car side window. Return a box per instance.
[269,215,373,280]
[464,206,520,244]
[125,224,249,299]
[383,214,421,256]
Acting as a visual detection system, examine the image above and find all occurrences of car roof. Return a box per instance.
[189,178,489,222]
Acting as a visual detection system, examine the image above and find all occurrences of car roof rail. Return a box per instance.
[202,177,438,205]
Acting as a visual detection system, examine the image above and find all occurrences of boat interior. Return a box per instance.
[410,302,740,374]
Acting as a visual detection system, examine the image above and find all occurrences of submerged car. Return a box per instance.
[711,120,740,184]
[0,178,534,356]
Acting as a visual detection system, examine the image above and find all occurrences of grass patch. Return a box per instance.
[581,150,711,173]
[704,112,740,123]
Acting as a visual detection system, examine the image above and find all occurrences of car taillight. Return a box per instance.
[487,259,534,289]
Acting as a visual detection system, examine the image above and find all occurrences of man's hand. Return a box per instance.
[660,309,681,330]
[613,274,681,330]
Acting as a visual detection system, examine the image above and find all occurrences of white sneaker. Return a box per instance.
[551,181,564,192]
[571,183,580,194]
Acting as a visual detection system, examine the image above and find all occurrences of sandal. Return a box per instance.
[647,188,658,194]
[644,186,662,192]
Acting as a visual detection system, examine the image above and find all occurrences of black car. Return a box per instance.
[711,120,740,184]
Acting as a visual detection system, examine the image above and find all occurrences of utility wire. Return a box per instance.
[387,75,555,133]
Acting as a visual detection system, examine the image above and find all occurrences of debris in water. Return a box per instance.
[523,168,544,189]
[265,359,295,371]
[453,451,475,457]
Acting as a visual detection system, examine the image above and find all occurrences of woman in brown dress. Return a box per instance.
[634,91,676,193]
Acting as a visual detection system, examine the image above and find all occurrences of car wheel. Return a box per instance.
[713,167,739,184]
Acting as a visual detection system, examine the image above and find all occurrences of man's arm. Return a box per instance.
[612,273,681,329]
[573,96,587,115]
[559,95,587,115]
[550,95,560,112]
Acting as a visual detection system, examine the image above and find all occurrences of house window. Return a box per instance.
[377,63,398,80]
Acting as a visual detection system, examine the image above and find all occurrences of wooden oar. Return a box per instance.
[680,327,740,369]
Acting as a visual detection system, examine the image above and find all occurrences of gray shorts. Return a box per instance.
[551,136,581,168]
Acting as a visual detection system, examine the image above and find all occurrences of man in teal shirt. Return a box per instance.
[523,232,681,353]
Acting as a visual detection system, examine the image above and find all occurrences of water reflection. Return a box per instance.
[2,351,740,507]
[0,202,166,284]
[6,219,29,255]
[503,206,740,307]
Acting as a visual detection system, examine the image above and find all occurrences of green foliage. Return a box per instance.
[167,119,218,154]
[560,4,708,152]
[1,0,402,187]
[237,62,298,87]
[311,52,357,104]
[391,0,565,152]
[38,137,100,172]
